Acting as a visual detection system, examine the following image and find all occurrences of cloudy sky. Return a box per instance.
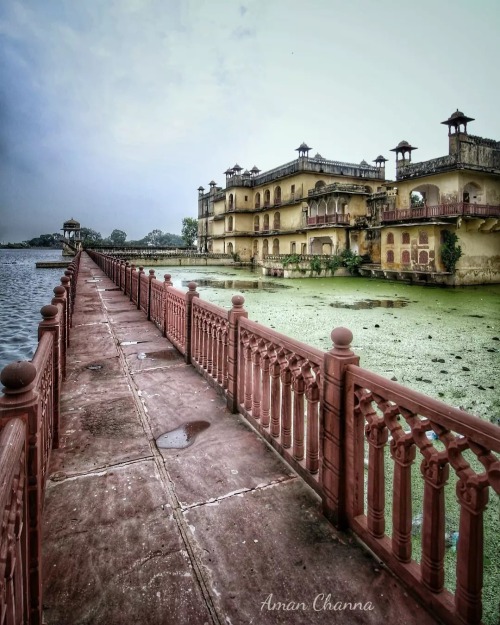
[1,0,499,243]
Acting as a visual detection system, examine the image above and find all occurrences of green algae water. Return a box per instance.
[152,265,500,423]
[150,264,500,625]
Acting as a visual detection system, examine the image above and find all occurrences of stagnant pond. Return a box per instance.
[151,265,500,424]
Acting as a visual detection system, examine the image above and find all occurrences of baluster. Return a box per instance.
[270,352,280,437]
[366,414,388,538]
[260,348,270,428]
[221,328,228,388]
[251,345,261,419]
[244,342,253,412]
[390,426,416,562]
[280,351,292,448]
[455,474,489,625]
[200,315,207,369]
[420,453,448,592]
[216,326,223,384]
[304,363,319,474]
[211,320,219,380]
[293,367,305,461]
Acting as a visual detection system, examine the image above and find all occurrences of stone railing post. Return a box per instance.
[184,282,199,364]
[52,285,68,376]
[226,295,248,413]
[124,262,130,296]
[137,266,144,309]
[38,304,61,449]
[321,327,359,529]
[0,361,43,625]
[147,269,155,320]
[129,264,136,301]
[60,275,72,330]
[163,274,172,336]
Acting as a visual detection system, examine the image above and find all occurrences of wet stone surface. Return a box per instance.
[156,420,210,449]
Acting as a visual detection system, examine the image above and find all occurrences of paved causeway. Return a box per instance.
[42,253,439,625]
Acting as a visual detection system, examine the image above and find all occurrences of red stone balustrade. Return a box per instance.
[0,252,80,624]
[382,202,500,222]
[31,250,500,625]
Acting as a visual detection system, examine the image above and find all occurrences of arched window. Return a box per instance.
[419,231,428,245]
[227,216,233,232]
[273,212,280,230]
[272,238,280,255]
[255,192,261,209]
[419,250,429,264]
[254,216,259,232]
[387,250,394,263]
[227,242,234,255]
[387,232,394,244]
[274,186,281,205]
[228,194,234,210]
[262,239,269,256]
[263,214,269,231]
[402,232,410,244]
[402,250,410,264]
[253,240,259,258]
[290,242,296,253]
[264,190,270,207]
[315,180,326,190]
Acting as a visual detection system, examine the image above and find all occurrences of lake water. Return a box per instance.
[0,249,65,371]
[1,250,499,423]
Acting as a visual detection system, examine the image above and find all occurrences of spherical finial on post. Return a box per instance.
[41,304,58,320]
[188,282,197,292]
[0,361,37,394]
[53,286,66,297]
[61,276,70,286]
[330,327,354,355]
[149,269,155,277]
[231,294,245,310]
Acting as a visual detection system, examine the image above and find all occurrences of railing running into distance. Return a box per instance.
[0,252,81,625]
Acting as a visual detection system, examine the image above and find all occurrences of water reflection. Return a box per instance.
[156,420,210,449]
[329,299,409,309]
[181,278,290,290]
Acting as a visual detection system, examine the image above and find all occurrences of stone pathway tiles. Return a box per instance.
[42,253,440,625]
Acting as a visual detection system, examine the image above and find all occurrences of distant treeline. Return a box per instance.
[1,226,191,249]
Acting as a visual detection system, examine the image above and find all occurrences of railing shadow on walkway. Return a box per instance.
[0,249,498,625]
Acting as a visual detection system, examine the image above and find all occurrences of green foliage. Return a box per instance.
[26,233,61,248]
[340,249,363,275]
[310,256,322,274]
[282,254,301,267]
[181,217,198,247]
[110,229,127,245]
[324,255,343,273]
[440,230,462,272]
[80,228,102,247]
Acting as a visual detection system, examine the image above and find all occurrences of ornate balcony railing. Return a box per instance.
[382,203,500,222]
[307,214,349,226]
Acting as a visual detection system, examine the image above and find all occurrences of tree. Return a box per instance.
[440,230,462,272]
[181,217,198,247]
[144,229,163,247]
[110,229,127,245]
[80,228,102,246]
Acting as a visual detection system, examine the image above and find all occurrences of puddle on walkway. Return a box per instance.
[156,420,210,449]
[86,363,103,371]
[182,278,290,290]
[137,349,179,361]
[329,298,410,310]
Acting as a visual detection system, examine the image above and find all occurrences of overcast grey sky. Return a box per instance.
[1,0,499,243]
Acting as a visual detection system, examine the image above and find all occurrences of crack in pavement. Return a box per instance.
[180,475,298,511]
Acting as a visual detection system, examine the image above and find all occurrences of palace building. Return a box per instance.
[197,111,500,285]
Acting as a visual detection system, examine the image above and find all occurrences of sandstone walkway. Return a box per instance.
[42,253,439,625]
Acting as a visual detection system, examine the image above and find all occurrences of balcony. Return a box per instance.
[382,203,500,223]
[307,214,349,226]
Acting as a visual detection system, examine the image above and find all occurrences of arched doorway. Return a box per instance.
[227,242,234,255]
[272,238,279,255]
[253,240,259,258]
[262,239,269,256]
